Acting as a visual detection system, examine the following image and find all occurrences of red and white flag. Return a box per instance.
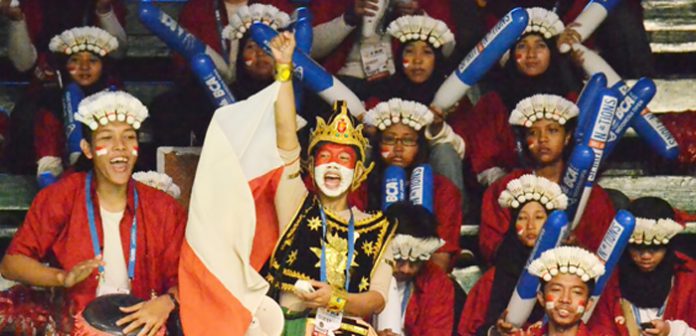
[179,82,285,335]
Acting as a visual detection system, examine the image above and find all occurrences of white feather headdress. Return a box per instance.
[363,98,434,131]
[498,174,568,211]
[222,4,290,40]
[390,234,444,262]
[75,91,149,131]
[528,246,605,283]
[49,26,119,57]
[524,7,565,39]
[509,94,579,127]
[629,218,683,245]
[387,15,455,57]
[132,171,181,199]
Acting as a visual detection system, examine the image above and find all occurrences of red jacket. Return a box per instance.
[350,173,462,256]
[6,172,187,313]
[479,169,615,264]
[458,267,498,336]
[587,253,696,335]
[524,323,595,336]
[404,262,456,335]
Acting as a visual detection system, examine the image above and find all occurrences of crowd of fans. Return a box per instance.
[0,0,694,335]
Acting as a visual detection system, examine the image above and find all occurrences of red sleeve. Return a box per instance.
[464,93,518,175]
[161,199,187,290]
[33,107,65,160]
[586,274,624,336]
[21,0,43,42]
[6,182,73,260]
[175,0,221,77]
[407,264,455,336]
[458,269,495,336]
[573,186,616,252]
[434,175,462,254]
[479,173,518,264]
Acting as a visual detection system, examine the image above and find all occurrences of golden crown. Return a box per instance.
[308,101,369,160]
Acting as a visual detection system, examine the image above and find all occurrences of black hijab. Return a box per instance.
[497,33,579,111]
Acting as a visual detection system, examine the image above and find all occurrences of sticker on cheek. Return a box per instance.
[402,59,410,69]
[381,149,391,159]
[95,146,109,157]
[545,295,555,310]
[244,57,254,67]
[516,224,525,236]
[131,146,139,157]
[515,53,524,63]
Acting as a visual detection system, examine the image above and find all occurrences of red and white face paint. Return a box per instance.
[402,59,410,69]
[545,294,556,310]
[95,146,109,157]
[244,57,254,67]
[576,299,586,314]
[313,143,357,198]
[131,146,139,157]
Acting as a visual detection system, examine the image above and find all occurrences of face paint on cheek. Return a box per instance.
[381,149,391,159]
[244,57,254,67]
[131,146,139,157]
[516,224,525,236]
[95,146,109,157]
[402,59,410,69]
[515,53,524,63]
[577,300,586,314]
[67,64,78,75]
[545,295,556,310]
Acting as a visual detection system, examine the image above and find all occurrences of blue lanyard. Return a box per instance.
[631,301,666,326]
[85,171,139,279]
[214,0,230,63]
[400,282,412,319]
[318,205,355,290]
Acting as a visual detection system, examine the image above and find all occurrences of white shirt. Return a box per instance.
[96,207,130,296]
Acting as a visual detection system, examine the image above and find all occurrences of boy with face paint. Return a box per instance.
[458,174,568,336]
[492,246,605,336]
[588,197,696,336]
[478,94,615,265]
[0,91,186,335]
[265,33,398,335]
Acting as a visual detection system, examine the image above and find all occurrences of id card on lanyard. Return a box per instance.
[313,205,355,334]
[85,171,139,295]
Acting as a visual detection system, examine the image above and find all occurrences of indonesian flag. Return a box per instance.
[179,82,284,335]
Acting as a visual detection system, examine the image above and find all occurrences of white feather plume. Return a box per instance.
[529,246,605,283]
[364,98,434,131]
[222,4,290,41]
[132,171,181,199]
[630,217,683,245]
[387,15,455,57]
[49,26,118,56]
[509,94,579,127]
[390,234,444,262]
[497,174,568,211]
[76,91,148,131]
[524,7,565,39]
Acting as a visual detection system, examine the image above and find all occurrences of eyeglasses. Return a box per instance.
[382,135,418,147]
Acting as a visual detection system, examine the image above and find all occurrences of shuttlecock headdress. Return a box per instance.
[390,234,444,262]
[524,7,565,39]
[498,174,568,211]
[509,94,579,128]
[222,4,290,40]
[629,218,683,246]
[76,91,148,131]
[363,98,434,131]
[529,246,605,283]
[387,15,455,57]
[49,26,119,57]
[132,171,181,199]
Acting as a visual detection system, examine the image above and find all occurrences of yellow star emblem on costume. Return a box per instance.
[307,216,322,231]
[359,277,370,292]
[361,241,374,257]
[287,250,298,265]
[310,232,359,288]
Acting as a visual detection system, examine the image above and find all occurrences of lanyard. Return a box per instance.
[400,282,412,319]
[631,301,666,326]
[85,171,139,279]
[214,0,230,63]
[318,205,355,290]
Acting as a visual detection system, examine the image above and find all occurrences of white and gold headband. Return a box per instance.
[363,98,434,131]
[524,7,565,39]
[76,91,149,131]
[390,234,444,262]
[509,94,579,127]
[629,217,683,246]
[222,4,290,40]
[498,174,568,211]
[49,26,119,57]
[132,171,181,199]
[529,246,605,283]
[387,15,455,57]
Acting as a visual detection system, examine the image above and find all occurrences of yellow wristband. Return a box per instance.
[275,63,293,82]
[328,288,347,313]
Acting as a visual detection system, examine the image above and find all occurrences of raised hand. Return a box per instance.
[269,31,295,66]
